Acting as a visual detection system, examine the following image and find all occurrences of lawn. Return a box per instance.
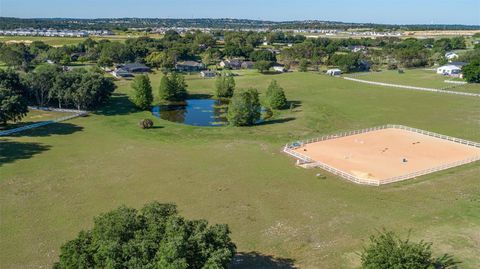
[1,71,480,269]
[0,109,74,131]
[345,68,480,91]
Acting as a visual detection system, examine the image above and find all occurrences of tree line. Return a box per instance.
[0,67,115,124]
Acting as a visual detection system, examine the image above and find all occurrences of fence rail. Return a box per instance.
[343,77,480,97]
[0,108,87,136]
[283,124,480,186]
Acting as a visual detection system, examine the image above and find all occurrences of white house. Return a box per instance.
[436,65,461,76]
[445,52,458,60]
[326,68,342,76]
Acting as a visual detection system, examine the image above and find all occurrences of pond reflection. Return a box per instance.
[152,99,229,127]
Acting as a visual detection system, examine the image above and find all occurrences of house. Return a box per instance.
[449,61,467,68]
[326,69,342,76]
[112,68,134,78]
[200,70,216,78]
[219,59,243,70]
[349,45,366,53]
[241,61,254,69]
[445,52,458,60]
[436,65,461,76]
[175,61,204,72]
[121,63,151,73]
[228,59,243,69]
[273,65,286,72]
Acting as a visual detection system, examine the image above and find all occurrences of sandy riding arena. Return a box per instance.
[284,125,480,185]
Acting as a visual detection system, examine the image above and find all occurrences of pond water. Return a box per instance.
[151,99,229,127]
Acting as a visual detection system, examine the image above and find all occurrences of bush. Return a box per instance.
[361,230,458,269]
[265,80,287,109]
[139,118,154,129]
[227,88,261,126]
[53,202,236,269]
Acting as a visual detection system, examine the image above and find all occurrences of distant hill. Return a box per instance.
[0,17,478,31]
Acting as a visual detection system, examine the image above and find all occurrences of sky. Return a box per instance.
[0,0,479,25]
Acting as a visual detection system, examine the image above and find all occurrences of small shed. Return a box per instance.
[326,69,342,76]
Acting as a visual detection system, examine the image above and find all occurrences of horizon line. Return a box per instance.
[1,17,479,27]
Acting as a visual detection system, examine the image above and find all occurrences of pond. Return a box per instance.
[151,99,229,127]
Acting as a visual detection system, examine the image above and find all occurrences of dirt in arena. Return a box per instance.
[293,128,480,183]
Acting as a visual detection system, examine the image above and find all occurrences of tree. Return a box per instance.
[227,88,261,126]
[361,230,458,269]
[265,80,287,109]
[52,69,115,110]
[215,73,235,98]
[130,75,153,110]
[158,72,188,102]
[0,86,28,125]
[254,60,272,73]
[298,59,309,72]
[462,61,480,83]
[249,50,276,62]
[146,51,176,70]
[53,202,236,269]
[24,64,62,107]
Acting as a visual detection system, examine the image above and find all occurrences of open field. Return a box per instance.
[0,109,74,131]
[0,35,130,46]
[345,69,480,93]
[291,127,480,183]
[1,71,480,269]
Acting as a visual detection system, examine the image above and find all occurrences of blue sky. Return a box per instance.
[0,0,479,25]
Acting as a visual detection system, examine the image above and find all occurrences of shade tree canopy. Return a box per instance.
[53,202,236,269]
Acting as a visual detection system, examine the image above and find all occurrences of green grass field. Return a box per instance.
[0,35,130,46]
[1,71,480,269]
[345,69,480,93]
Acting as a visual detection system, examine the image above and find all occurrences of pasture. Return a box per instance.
[1,71,480,269]
[345,69,480,93]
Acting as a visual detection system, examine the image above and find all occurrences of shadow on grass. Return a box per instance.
[8,122,83,137]
[261,71,284,75]
[94,93,138,116]
[286,100,302,109]
[0,139,51,166]
[258,117,296,126]
[230,252,297,269]
[188,93,214,99]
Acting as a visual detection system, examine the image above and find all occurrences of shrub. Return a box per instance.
[139,118,154,129]
[361,230,458,269]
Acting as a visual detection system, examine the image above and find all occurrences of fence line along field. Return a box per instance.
[285,125,480,185]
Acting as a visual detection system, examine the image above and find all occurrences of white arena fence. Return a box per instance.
[343,77,480,97]
[283,125,480,186]
[0,107,87,136]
